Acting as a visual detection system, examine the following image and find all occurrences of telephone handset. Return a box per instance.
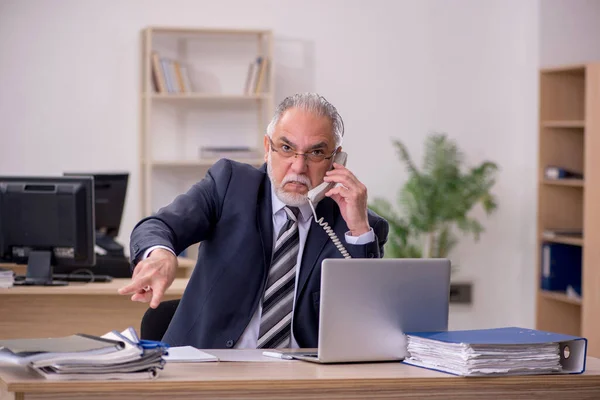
[306,151,351,259]
[306,151,348,205]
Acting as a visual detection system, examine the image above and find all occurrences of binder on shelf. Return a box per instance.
[541,242,582,296]
[403,327,587,376]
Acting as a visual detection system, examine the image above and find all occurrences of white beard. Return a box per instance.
[267,152,313,207]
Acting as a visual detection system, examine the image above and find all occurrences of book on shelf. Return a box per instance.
[544,166,584,180]
[151,52,167,93]
[542,228,583,239]
[244,56,269,95]
[403,327,587,376]
[0,327,168,380]
[151,51,193,94]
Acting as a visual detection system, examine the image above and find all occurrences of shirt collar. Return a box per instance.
[270,185,313,223]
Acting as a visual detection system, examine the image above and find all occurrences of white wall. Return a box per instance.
[540,0,600,67]
[0,0,540,329]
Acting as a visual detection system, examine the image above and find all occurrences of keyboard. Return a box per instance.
[52,273,113,283]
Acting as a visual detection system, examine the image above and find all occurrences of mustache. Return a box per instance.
[281,174,312,189]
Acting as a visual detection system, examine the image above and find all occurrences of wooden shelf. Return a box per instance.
[148,27,270,36]
[540,234,584,246]
[539,290,582,306]
[542,120,585,128]
[542,179,584,187]
[151,159,265,168]
[147,93,272,101]
[540,64,586,74]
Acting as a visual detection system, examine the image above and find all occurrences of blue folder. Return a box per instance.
[403,327,587,375]
[541,242,582,295]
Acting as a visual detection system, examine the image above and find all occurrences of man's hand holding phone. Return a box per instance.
[322,162,370,236]
[118,248,178,308]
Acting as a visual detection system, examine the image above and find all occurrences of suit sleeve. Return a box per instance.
[344,214,389,259]
[129,159,233,268]
[373,218,390,258]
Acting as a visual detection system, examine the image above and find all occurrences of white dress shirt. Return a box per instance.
[144,186,375,349]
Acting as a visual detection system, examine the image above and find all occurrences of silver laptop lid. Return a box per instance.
[317,258,450,363]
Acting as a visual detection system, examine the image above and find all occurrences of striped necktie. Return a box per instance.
[257,206,300,348]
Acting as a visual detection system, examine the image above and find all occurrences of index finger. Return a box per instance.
[118,275,152,295]
[327,166,361,186]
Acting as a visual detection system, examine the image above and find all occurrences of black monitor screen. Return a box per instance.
[0,176,95,285]
[64,173,128,238]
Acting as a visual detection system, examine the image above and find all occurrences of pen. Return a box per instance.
[262,351,293,360]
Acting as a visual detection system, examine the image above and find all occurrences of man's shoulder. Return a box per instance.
[211,158,267,179]
[367,208,387,226]
[208,159,268,200]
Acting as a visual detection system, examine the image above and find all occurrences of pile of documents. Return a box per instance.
[403,327,586,376]
[0,267,14,288]
[0,327,168,380]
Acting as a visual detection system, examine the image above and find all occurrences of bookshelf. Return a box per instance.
[139,26,274,260]
[536,63,600,356]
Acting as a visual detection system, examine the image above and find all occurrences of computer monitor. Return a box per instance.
[63,172,128,258]
[0,176,95,286]
[63,172,128,238]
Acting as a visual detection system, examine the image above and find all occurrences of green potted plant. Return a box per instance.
[370,133,499,264]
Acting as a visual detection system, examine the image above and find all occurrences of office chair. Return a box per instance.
[140,299,180,341]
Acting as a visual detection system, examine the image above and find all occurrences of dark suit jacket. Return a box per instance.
[130,159,389,349]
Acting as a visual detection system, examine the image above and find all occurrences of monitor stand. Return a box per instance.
[15,250,68,286]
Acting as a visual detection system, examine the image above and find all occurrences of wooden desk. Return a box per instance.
[1,353,599,399]
[1,256,195,279]
[0,279,188,339]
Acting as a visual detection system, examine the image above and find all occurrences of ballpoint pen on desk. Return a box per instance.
[139,339,170,350]
[262,351,294,360]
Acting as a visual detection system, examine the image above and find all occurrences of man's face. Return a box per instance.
[264,108,339,206]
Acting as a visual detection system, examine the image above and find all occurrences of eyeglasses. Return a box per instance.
[267,137,337,163]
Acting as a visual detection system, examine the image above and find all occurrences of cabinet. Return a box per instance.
[139,27,274,219]
[536,63,600,356]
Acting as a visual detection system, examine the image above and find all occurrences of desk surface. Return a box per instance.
[0,278,188,296]
[1,256,195,278]
[1,353,600,400]
[0,279,188,340]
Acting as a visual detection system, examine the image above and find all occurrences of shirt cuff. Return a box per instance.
[143,245,176,260]
[345,228,375,245]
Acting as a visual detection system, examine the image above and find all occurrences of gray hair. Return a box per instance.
[266,93,344,148]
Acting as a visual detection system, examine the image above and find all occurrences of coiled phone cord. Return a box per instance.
[308,200,351,259]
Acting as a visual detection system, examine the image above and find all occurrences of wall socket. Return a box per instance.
[449,282,472,304]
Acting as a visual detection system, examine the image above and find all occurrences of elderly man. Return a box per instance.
[119,93,389,349]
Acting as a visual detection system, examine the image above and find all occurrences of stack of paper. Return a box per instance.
[163,346,218,363]
[0,268,14,288]
[0,327,168,380]
[404,327,587,376]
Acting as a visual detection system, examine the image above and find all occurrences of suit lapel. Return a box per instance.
[297,198,337,297]
[256,165,273,276]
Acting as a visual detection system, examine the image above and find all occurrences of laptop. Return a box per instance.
[288,258,450,364]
